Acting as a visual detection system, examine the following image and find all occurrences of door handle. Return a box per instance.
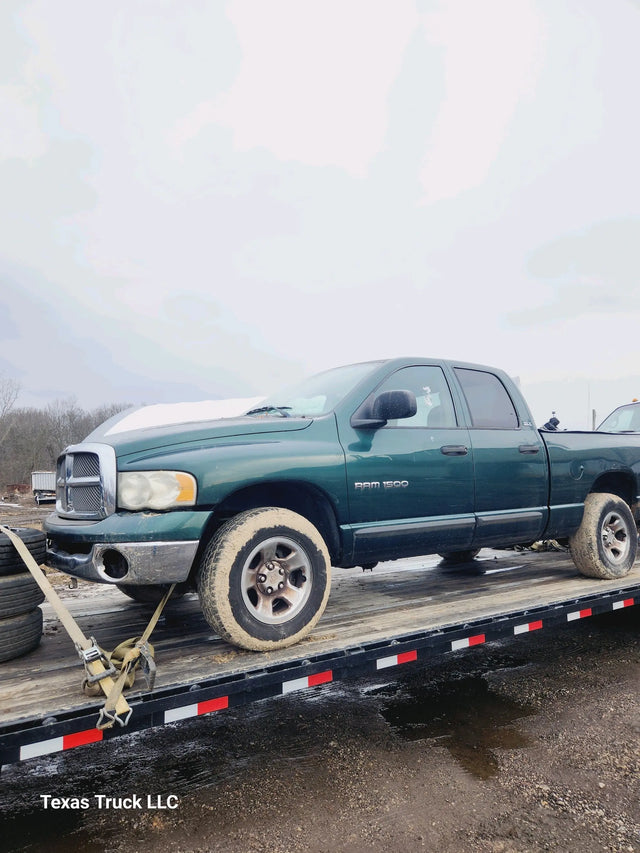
[519,444,540,454]
[440,445,468,456]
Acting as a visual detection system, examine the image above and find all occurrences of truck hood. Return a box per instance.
[85,400,313,458]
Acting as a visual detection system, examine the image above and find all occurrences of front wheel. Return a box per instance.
[570,492,638,579]
[197,508,331,651]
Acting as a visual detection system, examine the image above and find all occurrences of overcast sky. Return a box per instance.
[2,0,639,429]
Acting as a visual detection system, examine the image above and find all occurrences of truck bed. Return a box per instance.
[1,549,639,765]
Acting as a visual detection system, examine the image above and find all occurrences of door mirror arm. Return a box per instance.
[350,416,388,430]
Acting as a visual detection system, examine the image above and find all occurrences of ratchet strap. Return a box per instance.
[93,583,175,727]
[0,525,173,730]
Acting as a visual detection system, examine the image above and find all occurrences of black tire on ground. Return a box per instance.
[0,528,46,576]
[569,492,638,580]
[197,507,332,651]
[438,549,481,564]
[115,583,188,605]
[0,608,43,663]
[0,572,45,618]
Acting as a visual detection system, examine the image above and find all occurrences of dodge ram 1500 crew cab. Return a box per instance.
[45,358,640,650]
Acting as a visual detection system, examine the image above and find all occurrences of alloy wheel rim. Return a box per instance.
[600,511,630,564]
[241,535,313,624]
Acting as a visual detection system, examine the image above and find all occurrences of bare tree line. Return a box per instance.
[0,375,128,490]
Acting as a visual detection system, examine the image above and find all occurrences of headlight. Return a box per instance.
[118,471,197,511]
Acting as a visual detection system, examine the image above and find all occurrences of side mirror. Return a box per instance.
[351,390,417,429]
[373,390,417,421]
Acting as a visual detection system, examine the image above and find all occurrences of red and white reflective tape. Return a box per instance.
[514,619,543,635]
[164,695,229,723]
[612,598,635,610]
[451,633,485,651]
[282,670,332,695]
[20,728,103,761]
[567,608,592,622]
[376,650,417,670]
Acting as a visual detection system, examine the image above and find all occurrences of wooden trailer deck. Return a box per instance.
[2,549,640,732]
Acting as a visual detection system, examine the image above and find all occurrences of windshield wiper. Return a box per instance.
[245,406,292,417]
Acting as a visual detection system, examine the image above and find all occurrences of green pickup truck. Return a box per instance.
[45,358,640,650]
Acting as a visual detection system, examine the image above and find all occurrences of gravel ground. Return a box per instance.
[1,607,638,853]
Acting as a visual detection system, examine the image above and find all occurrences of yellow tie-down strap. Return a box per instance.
[0,525,175,730]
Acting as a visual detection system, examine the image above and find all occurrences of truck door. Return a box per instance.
[339,365,475,563]
[452,367,549,546]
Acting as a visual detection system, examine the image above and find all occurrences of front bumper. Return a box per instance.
[44,509,211,585]
[46,539,199,584]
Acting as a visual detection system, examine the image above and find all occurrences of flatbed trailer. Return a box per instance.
[1,549,639,767]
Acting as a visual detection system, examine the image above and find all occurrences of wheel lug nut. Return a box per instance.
[278,568,284,575]
[278,582,284,590]
[257,574,267,583]
[266,586,273,594]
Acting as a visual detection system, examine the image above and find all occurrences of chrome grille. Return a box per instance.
[56,443,117,520]
[68,485,103,513]
[72,453,100,478]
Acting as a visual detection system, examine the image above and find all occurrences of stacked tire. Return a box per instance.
[0,527,46,663]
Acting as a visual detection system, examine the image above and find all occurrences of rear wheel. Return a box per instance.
[197,508,331,651]
[570,492,637,579]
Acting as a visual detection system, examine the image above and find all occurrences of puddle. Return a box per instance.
[380,675,535,779]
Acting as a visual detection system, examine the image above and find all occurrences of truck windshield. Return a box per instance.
[597,403,640,433]
[246,361,382,418]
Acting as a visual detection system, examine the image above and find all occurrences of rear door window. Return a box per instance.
[454,368,519,429]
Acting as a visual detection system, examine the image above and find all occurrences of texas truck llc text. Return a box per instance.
[40,794,179,810]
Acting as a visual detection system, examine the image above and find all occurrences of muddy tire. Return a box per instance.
[116,583,187,605]
[0,528,46,576]
[0,572,45,618]
[438,549,481,564]
[0,608,43,663]
[197,508,331,651]
[569,492,637,579]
